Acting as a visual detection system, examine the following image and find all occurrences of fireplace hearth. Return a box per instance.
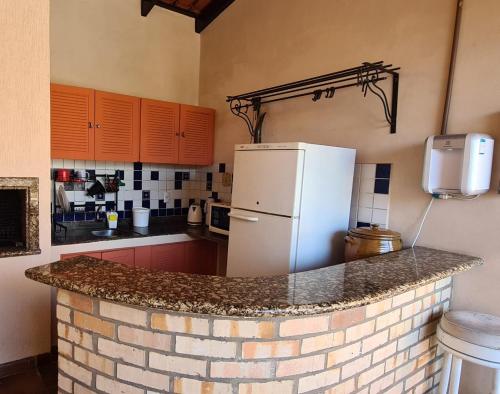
[0,178,40,257]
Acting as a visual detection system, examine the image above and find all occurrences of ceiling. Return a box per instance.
[141,0,235,33]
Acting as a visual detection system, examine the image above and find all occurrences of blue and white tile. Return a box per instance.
[357,207,373,223]
[63,159,75,169]
[95,161,106,170]
[360,164,376,179]
[360,178,375,194]
[74,160,86,169]
[65,190,75,202]
[159,168,167,181]
[52,159,64,168]
[350,163,392,229]
[150,199,159,209]
[373,193,390,210]
[124,170,134,181]
[358,192,374,208]
[371,208,389,228]
[150,189,159,200]
[74,191,86,203]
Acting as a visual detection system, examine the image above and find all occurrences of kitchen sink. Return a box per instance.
[91,229,119,238]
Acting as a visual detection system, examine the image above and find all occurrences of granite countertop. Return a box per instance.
[25,246,482,317]
[52,216,227,246]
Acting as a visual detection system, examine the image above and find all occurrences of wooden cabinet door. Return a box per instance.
[185,240,218,275]
[178,104,214,165]
[140,99,180,164]
[94,91,140,162]
[61,252,102,260]
[134,246,152,270]
[51,84,95,160]
[102,248,135,267]
[150,243,185,272]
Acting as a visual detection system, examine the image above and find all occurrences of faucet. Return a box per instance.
[95,205,104,222]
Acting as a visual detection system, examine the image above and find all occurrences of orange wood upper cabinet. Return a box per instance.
[94,91,140,162]
[51,84,95,160]
[140,99,180,164]
[178,104,215,166]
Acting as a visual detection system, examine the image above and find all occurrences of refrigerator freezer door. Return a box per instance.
[231,149,304,217]
[226,208,299,277]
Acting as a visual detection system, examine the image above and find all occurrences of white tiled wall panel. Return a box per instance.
[349,163,391,229]
[52,160,232,222]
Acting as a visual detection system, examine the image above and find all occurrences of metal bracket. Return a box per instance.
[227,61,400,142]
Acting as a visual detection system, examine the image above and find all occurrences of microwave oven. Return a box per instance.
[208,202,230,236]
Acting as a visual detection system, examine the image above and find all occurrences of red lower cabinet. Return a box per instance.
[60,240,219,275]
[150,243,186,272]
[185,240,217,275]
[61,252,102,260]
[134,246,152,270]
[101,248,135,267]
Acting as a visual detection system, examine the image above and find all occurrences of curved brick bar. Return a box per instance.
[26,247,481,393]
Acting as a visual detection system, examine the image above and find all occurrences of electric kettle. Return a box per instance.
[187,204,203,226]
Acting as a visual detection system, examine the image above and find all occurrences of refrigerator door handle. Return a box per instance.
[227,212,259,222]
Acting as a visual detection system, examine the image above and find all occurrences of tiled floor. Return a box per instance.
[0,357,57,394]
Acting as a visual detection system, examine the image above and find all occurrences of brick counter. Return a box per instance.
[56,277,451,394]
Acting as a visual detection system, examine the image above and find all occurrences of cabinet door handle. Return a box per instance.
[227,212,259,222]
[175,132,180,136]
[88,122,94,129]
[181,132,185,138]
[95,123,101,129]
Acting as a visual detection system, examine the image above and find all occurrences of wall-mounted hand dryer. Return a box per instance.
[422,133,494,196]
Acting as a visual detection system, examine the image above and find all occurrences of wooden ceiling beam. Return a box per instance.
[141,0,197,18]
[141,0,155,17]
[195,0,234,33]
[141,0,234,33]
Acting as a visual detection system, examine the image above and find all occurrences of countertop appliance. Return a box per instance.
[422,133,494,196]
[187,204,203,226]
[132,208,150,228]
[208,202,230,235]
[226,142,356,277]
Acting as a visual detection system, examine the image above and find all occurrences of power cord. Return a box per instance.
[411,197,435,248]
[411,192,480,247]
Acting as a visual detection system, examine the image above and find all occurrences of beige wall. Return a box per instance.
[51,0,200,104]
[199,0,500,391]
[0,1,51,363]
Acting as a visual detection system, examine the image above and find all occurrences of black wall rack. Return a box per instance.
[226,61,400,142]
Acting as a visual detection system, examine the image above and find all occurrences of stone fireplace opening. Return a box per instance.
[0,178,40,257]
[0,190,27,248]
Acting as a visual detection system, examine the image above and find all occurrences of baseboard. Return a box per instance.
[0,347,57,379]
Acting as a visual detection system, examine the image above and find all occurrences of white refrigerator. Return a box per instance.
[226,142,356,277]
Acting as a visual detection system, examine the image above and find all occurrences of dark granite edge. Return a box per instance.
[25,250,482,317]
[1,248,41,259]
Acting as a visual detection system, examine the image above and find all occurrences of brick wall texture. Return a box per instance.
[56,277,452,393]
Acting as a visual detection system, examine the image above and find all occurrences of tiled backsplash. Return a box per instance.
[52,159,391,228]
[350,163,392,229]
[51,159,232,222]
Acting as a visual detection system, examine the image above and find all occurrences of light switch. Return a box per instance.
[222,173,232,187]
